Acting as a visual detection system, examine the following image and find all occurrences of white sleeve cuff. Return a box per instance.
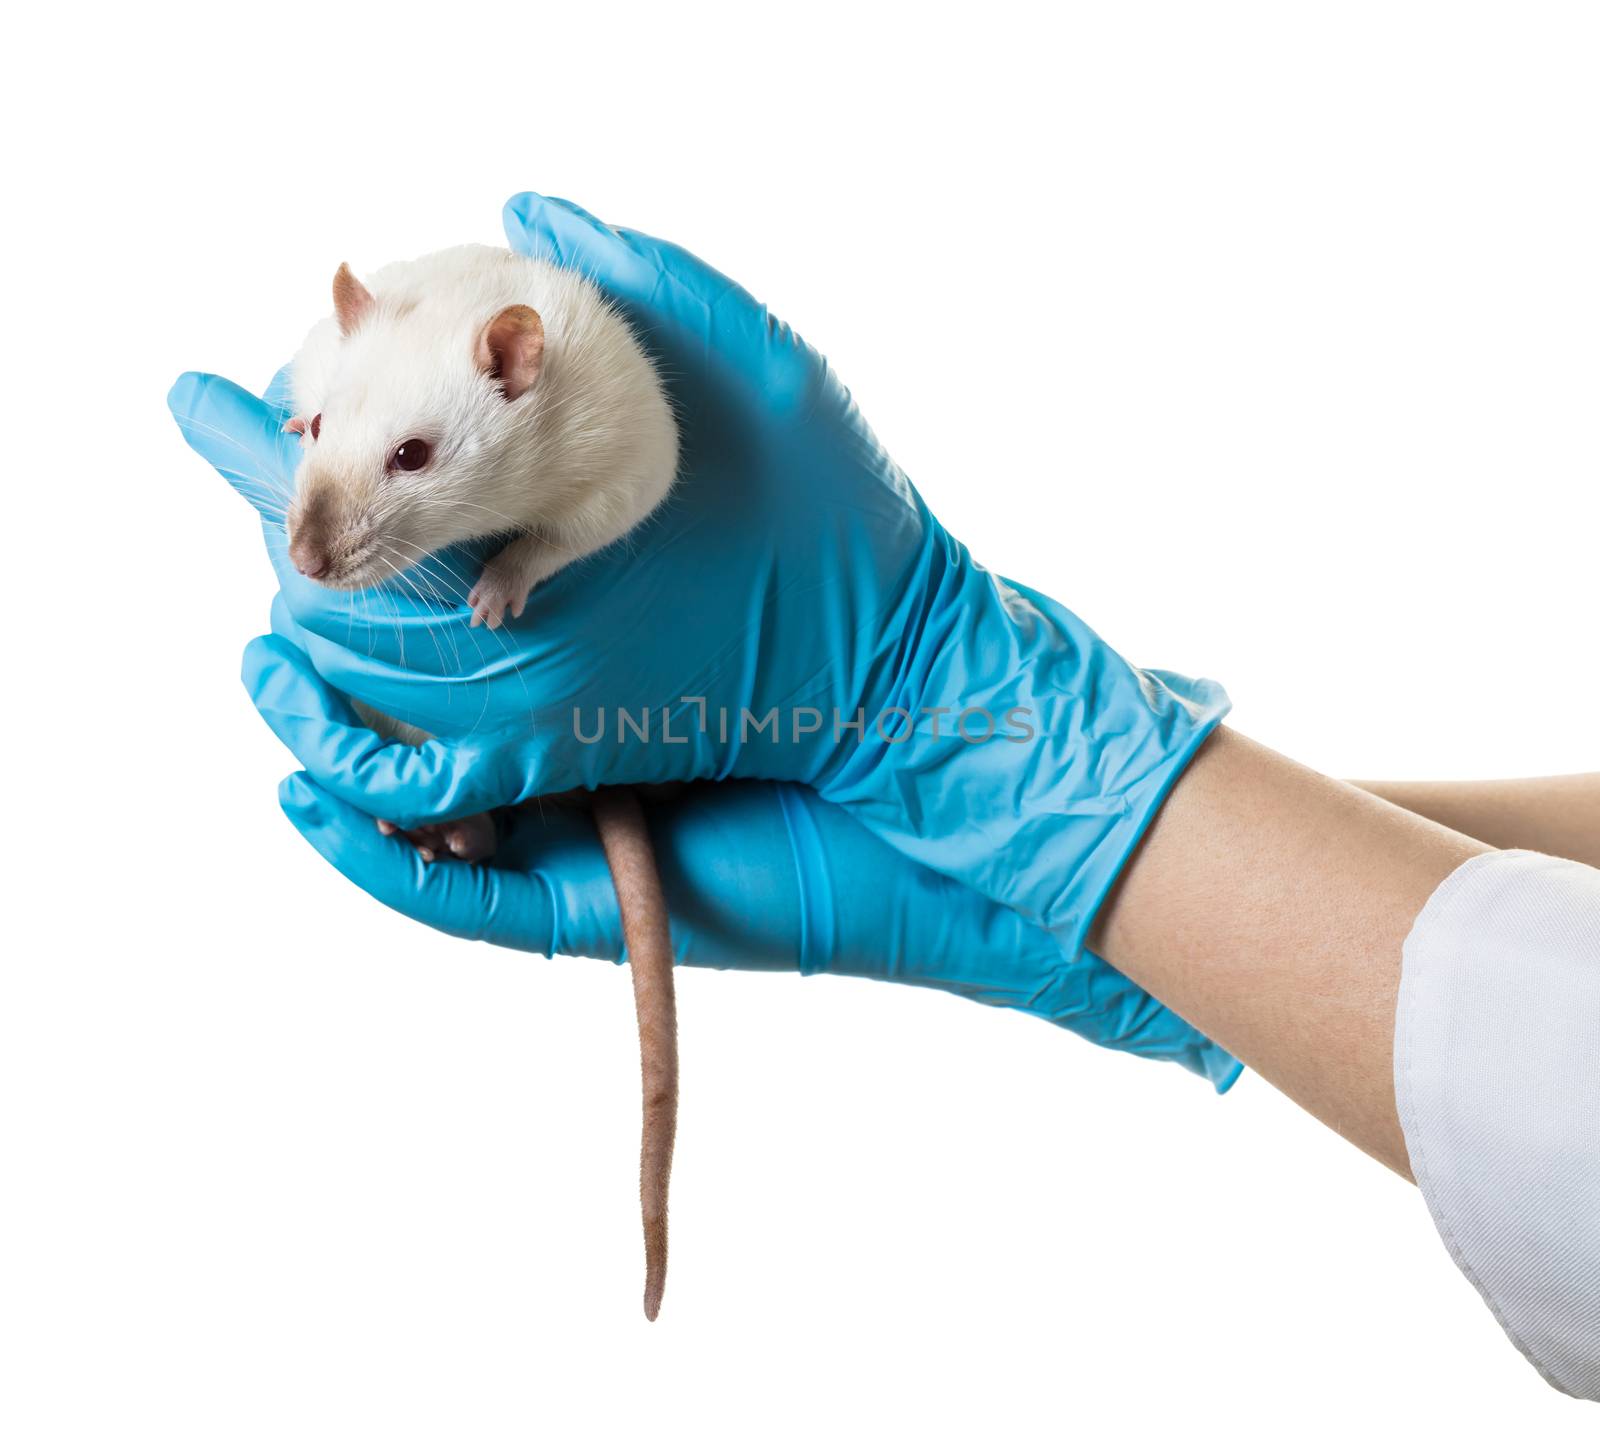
[1396,849,1600,1401]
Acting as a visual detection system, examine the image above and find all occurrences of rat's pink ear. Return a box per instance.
[283,416,308,436]
[333,262,375,336]
[475,304,545,401]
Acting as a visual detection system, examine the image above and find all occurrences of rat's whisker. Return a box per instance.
[216,468,294,510]
[388,568,463,676]
[376,545,465,673]
[231,492,290,526]
[367,578,407,671]
[427,503,593,561]
[381,539,474,607]
[172,411,294,487]
[406,551,479,605]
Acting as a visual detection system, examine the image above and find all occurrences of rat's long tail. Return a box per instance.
[592,787,679,1322]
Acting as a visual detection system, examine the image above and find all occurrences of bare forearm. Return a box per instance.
[1352,774,1600,868]
[1091,728,1487,1179]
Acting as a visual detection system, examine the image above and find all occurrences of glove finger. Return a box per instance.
[243,633,526,827]
[278,774,564,955]
[167,371,299,524]
[268,589,313,649]
[245,630,366,728]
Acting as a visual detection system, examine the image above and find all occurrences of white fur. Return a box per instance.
[287,244,678,596]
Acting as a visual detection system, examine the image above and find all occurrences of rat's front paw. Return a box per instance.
[467,567,530,631]
[467,536,560,630]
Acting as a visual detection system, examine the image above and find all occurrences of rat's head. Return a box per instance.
[285,263,545,589]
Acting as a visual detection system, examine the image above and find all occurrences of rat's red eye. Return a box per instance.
[309,413,321,441]
[391,438,431,472]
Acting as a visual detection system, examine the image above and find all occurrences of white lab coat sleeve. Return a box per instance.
[1396,849,1600,1402]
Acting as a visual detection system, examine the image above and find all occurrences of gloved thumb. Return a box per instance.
[243,632,543,829]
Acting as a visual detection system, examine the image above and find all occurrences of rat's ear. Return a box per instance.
[475,304,545,400]
[333,262,375,336]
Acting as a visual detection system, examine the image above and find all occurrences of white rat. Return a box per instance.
[284,245,681,1320]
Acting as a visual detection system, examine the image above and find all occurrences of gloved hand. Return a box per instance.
[169,191,1227,962]
[262,643,1238,1088]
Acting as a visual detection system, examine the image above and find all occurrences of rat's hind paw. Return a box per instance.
[377,813,498,864]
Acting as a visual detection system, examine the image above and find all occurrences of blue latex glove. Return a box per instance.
[244,628,1238,1086]
[263,659,1237,1087]
[168,191,1228,965]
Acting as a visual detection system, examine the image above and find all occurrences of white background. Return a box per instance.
[4,2,1597,1435]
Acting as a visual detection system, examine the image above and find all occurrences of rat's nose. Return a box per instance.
[289,534,331,580]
